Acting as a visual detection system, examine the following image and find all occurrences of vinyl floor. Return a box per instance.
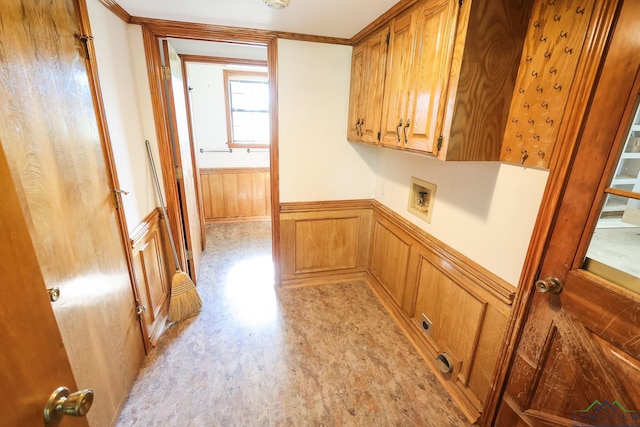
[116,221,472,426]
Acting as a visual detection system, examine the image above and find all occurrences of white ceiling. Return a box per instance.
[115,0,400,39]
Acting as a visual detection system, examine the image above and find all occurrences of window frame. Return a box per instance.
[223,69,270,149]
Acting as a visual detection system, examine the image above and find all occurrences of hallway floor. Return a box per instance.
[116,221,471,426]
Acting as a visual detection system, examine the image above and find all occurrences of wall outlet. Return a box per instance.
[408,177,436,223]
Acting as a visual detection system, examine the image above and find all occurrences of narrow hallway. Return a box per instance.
[116,221,471,426]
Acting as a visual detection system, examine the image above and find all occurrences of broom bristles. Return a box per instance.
[168,269,202,323]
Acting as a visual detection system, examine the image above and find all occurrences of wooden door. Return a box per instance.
[496,1,640,425]
[0,145,87,427]
[0,0,145,425]
[380,9,416,149]
[162,40,203,283]
[404,0,456,155]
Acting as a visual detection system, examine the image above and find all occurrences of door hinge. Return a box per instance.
[377,131,381,141]
[78,34,94,60]
[113,191,121,209]
[136,305,147,318]
[186,249,193,261]
[175,166,183,180]
[162,66,171,81]
[386,32,391,45]
[437,135,443,152]
[112,189,128,210]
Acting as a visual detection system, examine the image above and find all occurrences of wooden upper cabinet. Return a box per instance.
[404,0,456,154]
[380,11,416,149]
[348,0,534,161]
[347,27,389,145]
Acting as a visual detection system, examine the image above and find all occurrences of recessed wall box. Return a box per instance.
[408,177,436,223]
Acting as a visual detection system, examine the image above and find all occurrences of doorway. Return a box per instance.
[138,25,281,287]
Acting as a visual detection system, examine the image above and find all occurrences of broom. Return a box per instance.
[145,140,202,322]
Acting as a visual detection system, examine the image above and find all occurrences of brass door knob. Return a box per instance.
[44,386,94,426]
[535,277,563,294]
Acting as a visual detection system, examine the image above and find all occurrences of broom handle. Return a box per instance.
[145,140,181,268]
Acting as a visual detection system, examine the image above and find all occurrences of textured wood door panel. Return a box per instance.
[412,257,486,381]
[131,213,169,348]
[294,217,360,273]
[370,220,411,307]
[0,0,145,424]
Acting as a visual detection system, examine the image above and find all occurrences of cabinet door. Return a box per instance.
[347,43,366,142]
[360,28,389,144]
[380,10,416,149]
[404,0,456,154]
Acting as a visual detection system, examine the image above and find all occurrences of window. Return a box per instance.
[224,70,269,148]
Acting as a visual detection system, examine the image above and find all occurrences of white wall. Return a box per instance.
[87,0,162,232]
[278,39,378,202]
[375,149,548,285]
[187,62,270,168]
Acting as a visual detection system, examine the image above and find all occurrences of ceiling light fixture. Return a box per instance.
[264,0,290,9]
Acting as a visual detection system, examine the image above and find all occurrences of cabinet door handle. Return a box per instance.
[404,119,410,144]
[396,119,403,144]
[359,118,364,137]
[356,118,361,137]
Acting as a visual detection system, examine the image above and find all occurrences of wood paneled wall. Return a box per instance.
[130,209,171,351]
[200,168,271,222]
[278,199,514,423]
[280,200,372,286]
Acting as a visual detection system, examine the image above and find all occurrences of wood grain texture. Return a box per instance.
[500,0,597,167]
[372,201,515,305]
[350,0,420,45]
[368,203,511,421]
[294,217,361,273]
[130,209,170,350]
[443,0,533,161]
[0,144,86,427]
[379,9,415,149]
[0,0,145,425]
[347,27,389,145]
[487,1,637,425]
[180,54,266,67]
[370,220,412,308]
[404,0,457,155]
[131,16,350,45]
[200,168,271,221]
[280,206,372,285]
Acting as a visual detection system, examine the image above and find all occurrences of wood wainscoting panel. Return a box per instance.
[280,201,372,286]
[412,257,486,385]
[367,201,513,423]
[294,217,360,273]
[130,209,170,350]
[200,168,271,222]
[370,219,412,311]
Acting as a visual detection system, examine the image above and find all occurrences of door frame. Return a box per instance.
[132,20,281,285]
[482,0,631,424]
